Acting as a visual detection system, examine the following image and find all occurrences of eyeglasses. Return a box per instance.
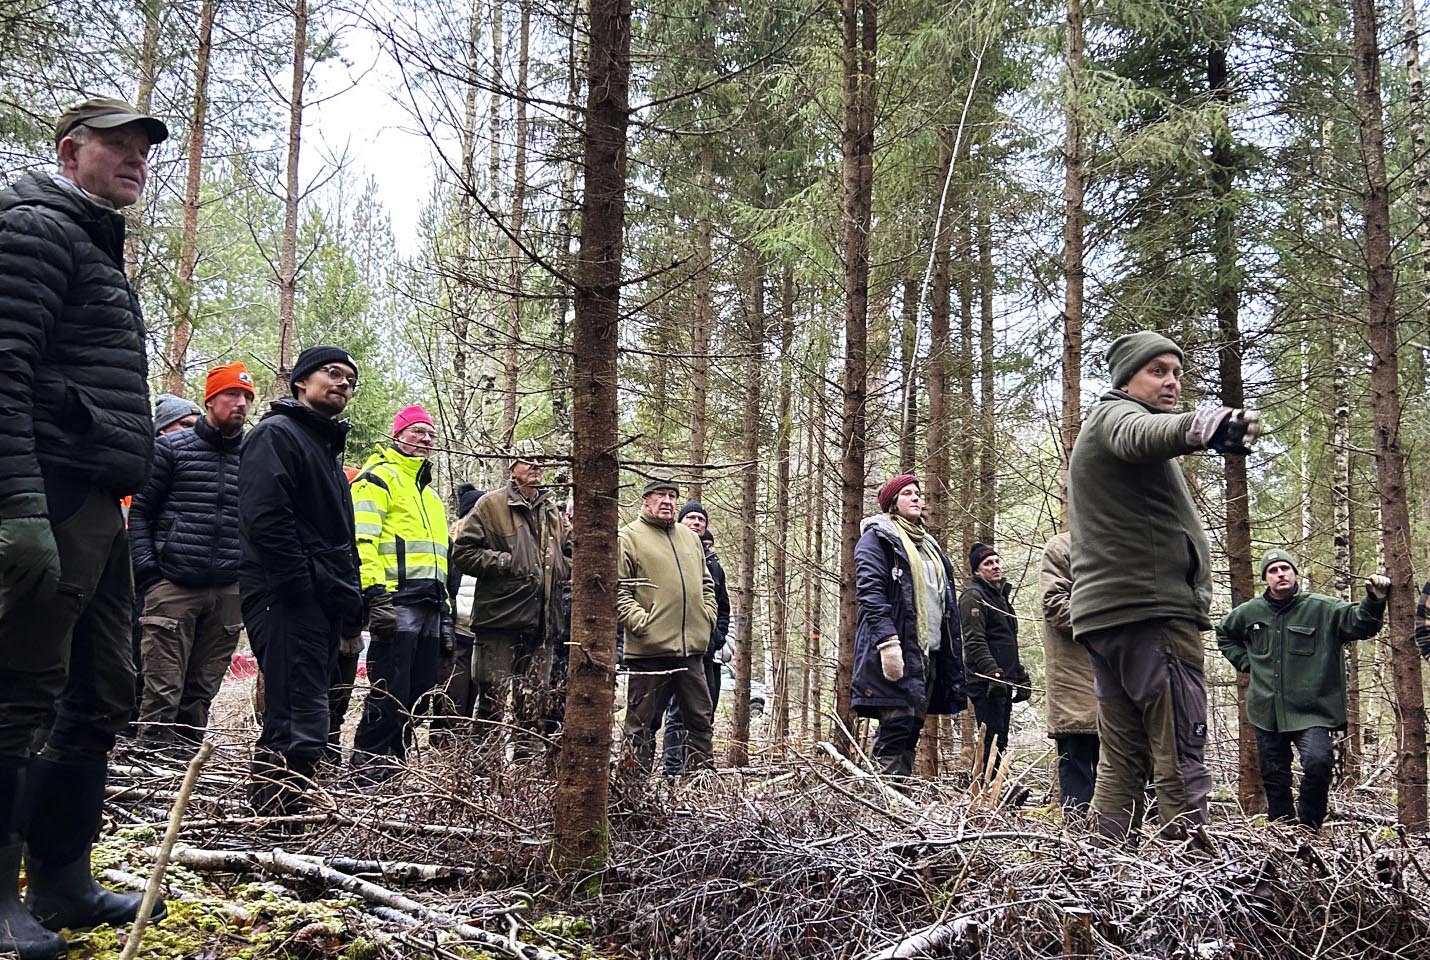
[404,427,437,440]
[318,364,359,390]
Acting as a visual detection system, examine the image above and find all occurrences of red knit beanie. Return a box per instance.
[877,474,918,513]
[392,404,434,438]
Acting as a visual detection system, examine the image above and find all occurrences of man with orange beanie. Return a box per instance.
[349,404,452,780]
[129,361,254,752]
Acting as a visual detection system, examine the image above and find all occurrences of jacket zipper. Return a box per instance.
[667,527,688,657]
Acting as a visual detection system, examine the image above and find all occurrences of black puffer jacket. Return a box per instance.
[0,172,153,502]
[130,416,243,590]
[238,398,361,628]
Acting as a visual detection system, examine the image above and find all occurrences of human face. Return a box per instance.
[395,422,436,459]
[1264,561,1298,600]
[512,460,543,494]
[160,415,197,436]
[893,483,922,522]
[1123,352,1183,412]
[293,362,355,417]
[205,388,252,433]
[58,124,152,208]
[681,512,707,536]
[977,553,1004,584]
[642,488,678,524]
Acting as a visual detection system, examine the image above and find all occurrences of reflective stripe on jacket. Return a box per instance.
[351,443,449,592]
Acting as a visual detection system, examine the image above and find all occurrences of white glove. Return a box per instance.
[719,640,733,665]
[1366,575,1391,599]
[878,637,904,682]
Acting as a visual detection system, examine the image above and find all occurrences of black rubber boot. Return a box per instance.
[0,761,66,959]
[22,757,164,932]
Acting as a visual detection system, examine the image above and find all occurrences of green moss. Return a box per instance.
[532,912,594,938]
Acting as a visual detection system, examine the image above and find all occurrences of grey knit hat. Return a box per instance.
[153,393,201,434]
[1107,331,1184,389]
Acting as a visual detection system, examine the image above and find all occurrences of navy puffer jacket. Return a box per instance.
[0,172,153,501]
[130,416,243,590]
[851,515,967,717]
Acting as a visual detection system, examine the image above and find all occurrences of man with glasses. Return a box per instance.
[240,346,363,816]
[349,405,452,780]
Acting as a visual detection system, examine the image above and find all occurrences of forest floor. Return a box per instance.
[76,677,1430,960]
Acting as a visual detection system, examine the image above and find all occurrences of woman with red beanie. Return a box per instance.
[850,474,967,780]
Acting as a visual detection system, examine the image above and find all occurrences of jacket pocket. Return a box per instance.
[1287,623,1316,656]
[1182,532,1201,589]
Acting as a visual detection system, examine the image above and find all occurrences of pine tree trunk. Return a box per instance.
[500,0,530,445]
[1401,0,1430,571]
[728,256,764,768]
[976,200,995,542]
[812,383,828,741]
[925,128,954,540]
[164,0,215,396]
[274,0,307,396]
[551,0,630,870]
[1208,43,1264,816]
[799,388,818,740]
[1350,0,1428,830]
[957,212,976,554]
[1060,0,1085,524]
[770,268,795,750]
[688,140,715,501]
[834,0,876,754]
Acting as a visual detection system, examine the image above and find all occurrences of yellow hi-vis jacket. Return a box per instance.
[351,444,449,593]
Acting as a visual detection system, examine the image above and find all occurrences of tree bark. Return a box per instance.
[976,199,995,542]
[548,0,585,444]
[834,0,877,754]
[956,210,976,554]
[1060,0,1085,524]
[551,0,630,870]
[164,0,216,397]
[925,129,953,541]
[1334,340,1359,782]
[688,137,715,501]
[1401,0,1430,572]
[500,0,530,445]
[812,381,828,741]
[897,277,918,472]
[770,268,795,750]
[489,0,503,198]
[1350,0,1427,830]
[728,254,764,768]
[273,0,307,396]
[1208,42,1263,816]
[125,0,163,284]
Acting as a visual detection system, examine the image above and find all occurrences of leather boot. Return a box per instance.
[22,757,164,931]
[0,761,65,958]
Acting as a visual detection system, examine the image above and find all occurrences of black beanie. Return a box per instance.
[455,482,483,519]
[678,501,708,523]
[290,345,357,395]
[969,542,998,574]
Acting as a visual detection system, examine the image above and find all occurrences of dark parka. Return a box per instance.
[959,574,1030,700]
[238,398,361,628]
[129,416,242,590]
[1216,589,1385,733]
[703,547,731,657]
[0,171,153,502]
[851,515,967,717]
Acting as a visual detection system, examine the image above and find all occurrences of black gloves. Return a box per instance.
[1186,406,1263,456]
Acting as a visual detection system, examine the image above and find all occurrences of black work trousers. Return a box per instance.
[1055,733,1099,810]
[352,599,441,763]
[245,594,339,766]
[1256,725,1334,831]
[971,693,1012,779]
[0,488,133,762]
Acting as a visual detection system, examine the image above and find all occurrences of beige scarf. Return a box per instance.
[892,515,947,652]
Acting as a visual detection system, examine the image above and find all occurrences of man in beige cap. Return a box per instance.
[0,95,168,957]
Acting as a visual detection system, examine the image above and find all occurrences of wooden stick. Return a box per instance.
[118,740,213,960]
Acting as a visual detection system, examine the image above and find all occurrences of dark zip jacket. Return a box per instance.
[238,398,361,628]
[130,415,243,590]
[959,575,1029,699]
[0,171,153,503]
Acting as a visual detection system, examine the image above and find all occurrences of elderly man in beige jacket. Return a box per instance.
[1039,531,1099,811]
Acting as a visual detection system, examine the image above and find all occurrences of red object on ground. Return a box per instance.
[227,651,365,680]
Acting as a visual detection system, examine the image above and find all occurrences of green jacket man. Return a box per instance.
[1216,548,1387,831]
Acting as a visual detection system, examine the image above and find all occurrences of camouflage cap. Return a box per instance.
[509,438,544,469]
[55,96,169,146]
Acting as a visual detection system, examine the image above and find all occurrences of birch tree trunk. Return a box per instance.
[770,269,795,750]
[551,0,630,870]
[1350,0,1427,830]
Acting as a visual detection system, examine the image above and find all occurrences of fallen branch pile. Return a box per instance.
[95,734,1430,960]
